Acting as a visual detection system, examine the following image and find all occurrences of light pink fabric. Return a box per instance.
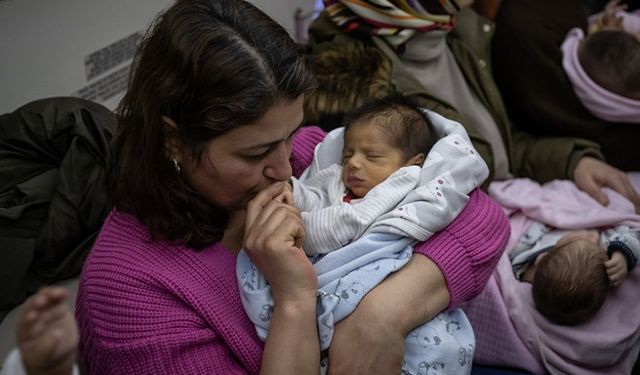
[489,177,640,229]
[561,21,640,123]
[465,174,640,374]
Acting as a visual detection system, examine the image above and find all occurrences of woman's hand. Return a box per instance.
[244,182,321,375]
[573,157,640,213]
[328,255,449,374]
[243,181,317,303]
[16,287,78,375]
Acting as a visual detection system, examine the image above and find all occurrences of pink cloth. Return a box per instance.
[76,126,509,374]
[489,177,640,229]
[466,175,640,374]
[561,17,640,123]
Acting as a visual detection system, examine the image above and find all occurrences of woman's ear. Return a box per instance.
[163,116,182,162]
[405,153,425,167]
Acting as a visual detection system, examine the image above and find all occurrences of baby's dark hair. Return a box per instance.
[579,30,640,99]
[532,239,609,326]
[343,94,436,161]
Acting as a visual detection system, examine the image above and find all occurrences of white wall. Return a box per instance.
[0,0,318,114]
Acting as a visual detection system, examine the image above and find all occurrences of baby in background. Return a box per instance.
[562,0,640,122]
[290,93,438,255]
[512,223,640,325]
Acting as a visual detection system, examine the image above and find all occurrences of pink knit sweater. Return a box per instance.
[76,126,509,374]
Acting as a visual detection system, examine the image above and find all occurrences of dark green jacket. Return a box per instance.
[0,97,115,321]
[307,7,604,183]
[492,0,640,171]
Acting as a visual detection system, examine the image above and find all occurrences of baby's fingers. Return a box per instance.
[245,182,288,233]
[606,266,626,286]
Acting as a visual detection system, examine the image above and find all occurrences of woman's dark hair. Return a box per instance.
[109,0,316,249]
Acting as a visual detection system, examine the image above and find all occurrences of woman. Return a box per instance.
[75,0,509,374]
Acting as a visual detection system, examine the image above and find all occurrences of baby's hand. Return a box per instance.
[16,287,78,375]
[600,0,627,31]
[605,251,628,286]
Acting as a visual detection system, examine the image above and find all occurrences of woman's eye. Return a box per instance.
[246,149,270,160]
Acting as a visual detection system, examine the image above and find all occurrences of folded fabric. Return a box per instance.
[322,0,458,46]
[488,177,640,229]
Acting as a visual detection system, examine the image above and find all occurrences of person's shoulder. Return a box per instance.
[80,211,239,335]
[91,209,157,258]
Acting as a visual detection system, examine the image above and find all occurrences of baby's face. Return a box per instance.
[341,124,407,198]
[556,230,600,248]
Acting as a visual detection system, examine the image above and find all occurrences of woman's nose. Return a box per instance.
[264,143,292,181]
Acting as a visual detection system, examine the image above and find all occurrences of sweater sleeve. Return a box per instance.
[76,213,263,375]
[412,189,509,308]
[78,293,254,374]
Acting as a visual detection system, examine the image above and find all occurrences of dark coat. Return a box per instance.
[0,97,116,321]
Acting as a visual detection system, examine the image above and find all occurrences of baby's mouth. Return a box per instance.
[346,176,364,186]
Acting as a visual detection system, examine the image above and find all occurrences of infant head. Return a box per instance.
[341,94,436,198]
[532,232,609,325]
[579,30,640,100]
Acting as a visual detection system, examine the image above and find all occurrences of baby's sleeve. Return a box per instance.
[602,225,640,271]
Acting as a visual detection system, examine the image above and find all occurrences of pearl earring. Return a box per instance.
[172,158,181,174]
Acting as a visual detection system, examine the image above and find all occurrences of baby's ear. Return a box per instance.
[406,153,425,167]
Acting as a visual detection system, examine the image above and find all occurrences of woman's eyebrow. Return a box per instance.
[244,121,304,150]
[244,140,278,150]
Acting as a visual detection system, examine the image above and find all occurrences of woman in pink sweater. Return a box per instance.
[75,0,510,374]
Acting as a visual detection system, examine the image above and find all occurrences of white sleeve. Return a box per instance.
[291,164,344,212]
[302,166,420,255]
[602,225,640,271]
